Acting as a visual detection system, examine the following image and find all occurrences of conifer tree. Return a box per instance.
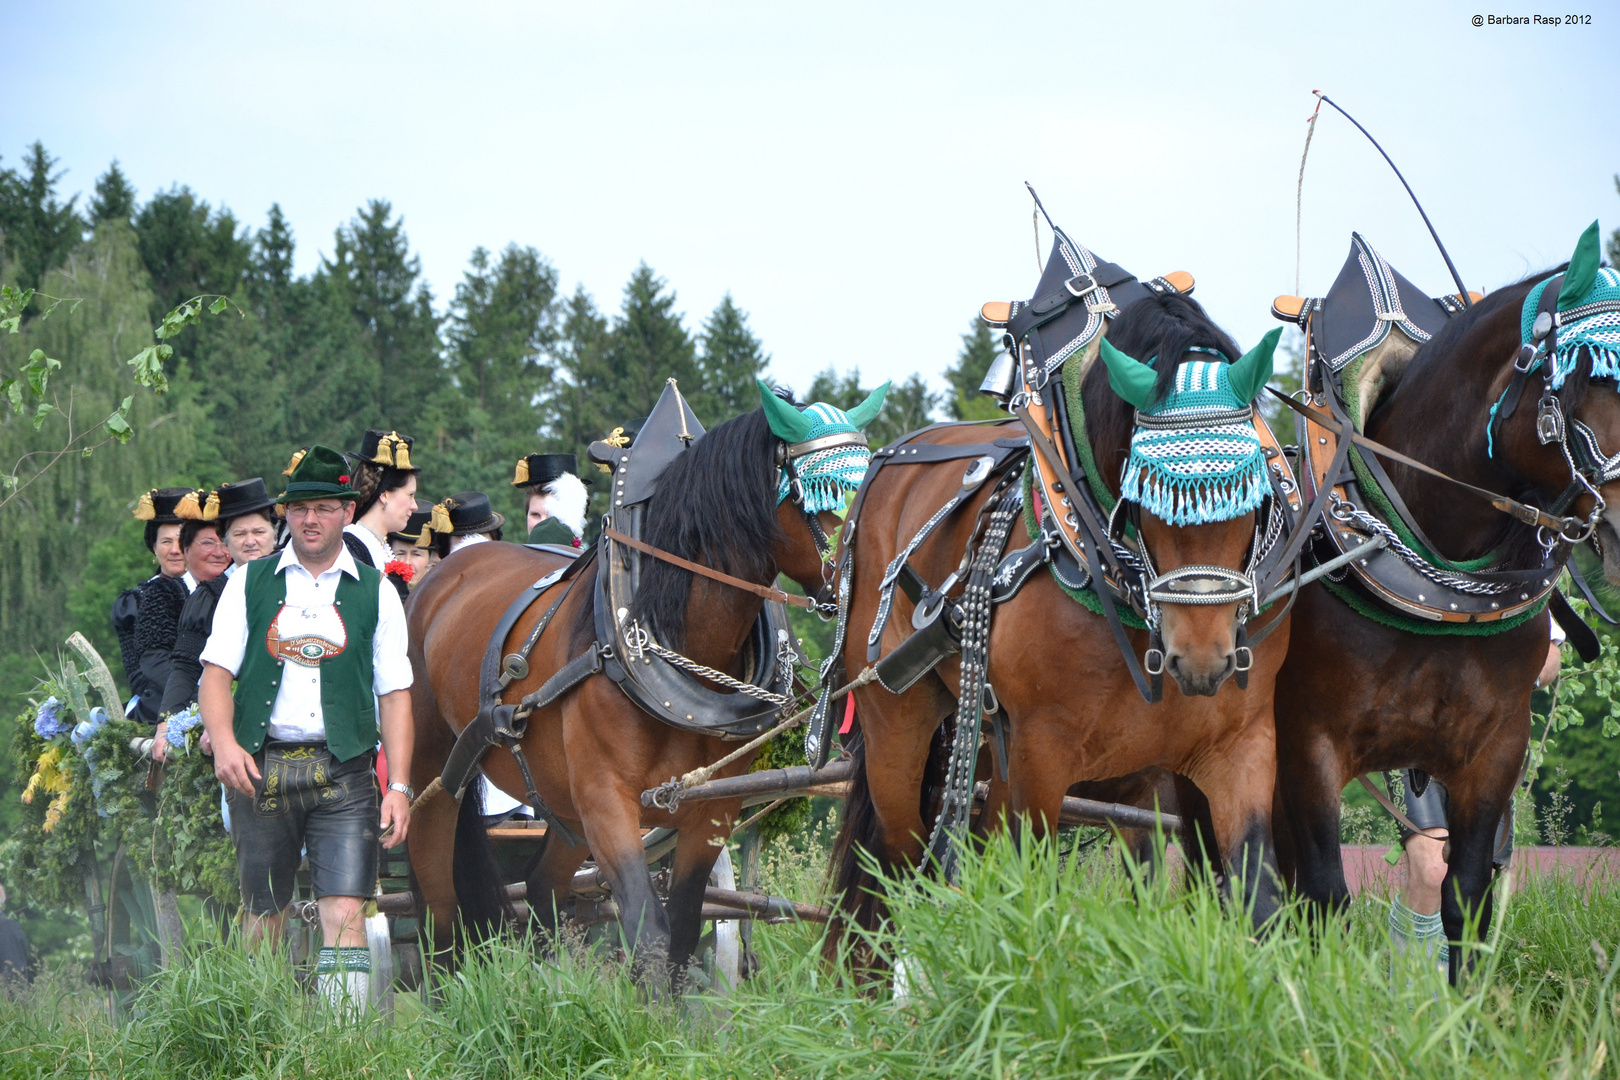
[0,142,86,298]
[89,161,136,225]
[696,293,769,421]
[803,367,937,448]
[317,200,447,437]
[439,243,560,493]
[601,264,700,423]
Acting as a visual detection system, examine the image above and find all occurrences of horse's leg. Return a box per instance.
[1271,721,1349,919]
[523,826,590,945]
[1436,733,1525,982]
[1005,705,1082,844]
[663,804,737,987]
[1184,721,1283,930]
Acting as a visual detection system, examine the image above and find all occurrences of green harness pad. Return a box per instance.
[1318,354,1546,637]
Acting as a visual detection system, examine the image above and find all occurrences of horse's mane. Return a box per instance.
[625,406,784,649]
[1081,292,1244,492]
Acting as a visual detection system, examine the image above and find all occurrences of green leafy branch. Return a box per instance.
[0,287,238,512]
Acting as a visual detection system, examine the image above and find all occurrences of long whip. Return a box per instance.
[1312,92,1472,305]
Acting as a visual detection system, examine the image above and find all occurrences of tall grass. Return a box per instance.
[3,834,1619,1079]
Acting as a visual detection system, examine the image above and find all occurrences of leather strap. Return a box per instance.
[602,528,817,609]
[1013,402,1161,703]
[1357,773,1447,840]
[1549,588,1601,664]
[525,645,605,711]
[1566,557,1617,625]
[1269,388,1578,535]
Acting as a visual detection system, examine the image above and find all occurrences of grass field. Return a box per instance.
[3,828,1619,1079]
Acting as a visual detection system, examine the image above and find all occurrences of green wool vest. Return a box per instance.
[232,555,382,763]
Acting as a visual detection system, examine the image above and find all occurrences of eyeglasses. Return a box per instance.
[286,503,346,520]
[191,537,226,552]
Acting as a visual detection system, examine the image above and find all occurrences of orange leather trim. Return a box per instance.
[1162,270,1195,294]
[980,301,1012,327]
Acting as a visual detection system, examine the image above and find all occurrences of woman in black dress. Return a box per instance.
[115,487,191,725]
[153,478,280,758]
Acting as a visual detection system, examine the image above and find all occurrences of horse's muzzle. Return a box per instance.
[1165,649,1237,697]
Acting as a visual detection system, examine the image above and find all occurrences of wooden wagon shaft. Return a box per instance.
[667,758,1183,833]
[669,759,856,806]
[968,782,1184,833]
[373,881,829,924]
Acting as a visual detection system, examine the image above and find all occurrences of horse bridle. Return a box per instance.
[1490,274,1620,551]
[1105,407,1275,685]
[775,429,869,612]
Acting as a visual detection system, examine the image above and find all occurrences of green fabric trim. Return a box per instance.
[1318,574,1547,636]
[1021,463,1149,629]
[1339,356,1496,573]
[1061,354,1118,514]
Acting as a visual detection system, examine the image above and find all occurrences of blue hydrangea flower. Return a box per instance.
[34,696,71,739]
[166,705,202,750]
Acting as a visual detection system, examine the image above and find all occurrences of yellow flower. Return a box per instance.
[22,745,70,805]
[42,790,69,833]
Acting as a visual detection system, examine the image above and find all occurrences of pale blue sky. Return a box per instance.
[3,1,1615,397]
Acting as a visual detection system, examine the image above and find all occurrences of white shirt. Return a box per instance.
[201,544,413,743]
[344,522,393,571]
[449,532,492,554]
[182,570,199,594]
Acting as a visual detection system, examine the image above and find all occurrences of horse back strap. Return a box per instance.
[440,549,595,840]
[602,528,817,610]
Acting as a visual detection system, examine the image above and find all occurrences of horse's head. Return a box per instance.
[1091,295,1281,696]
[759,380,888,596]
[1483,222,1620,585]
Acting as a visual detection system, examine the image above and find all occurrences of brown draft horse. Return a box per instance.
[830,292,1290,951]
[1272,266,1620,976]
[405,406,838,982]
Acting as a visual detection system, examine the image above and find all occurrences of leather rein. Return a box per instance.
[602,527,825,612]
[1268,386,1597,542]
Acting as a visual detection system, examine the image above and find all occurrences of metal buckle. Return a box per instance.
[1535,391,1565,446]
[1064,273,1099,298]
[1514,344,1542,373]
[1143,648,1165,676]
[1233,646,1253,673]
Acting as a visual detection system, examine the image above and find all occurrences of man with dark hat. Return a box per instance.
[427,492,505,560]
[387,497,436,588]
[512,453,588,548]
[114,487,191,724]
[199,446,414,1012]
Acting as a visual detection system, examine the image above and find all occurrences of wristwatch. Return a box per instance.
[387,781,416,801]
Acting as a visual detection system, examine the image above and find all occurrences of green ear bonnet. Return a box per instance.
[1521,221,1620,390]
[757,380,888,514]
[1103,328,1279,527]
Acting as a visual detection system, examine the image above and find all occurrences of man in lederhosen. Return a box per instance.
[198,446,414,1010]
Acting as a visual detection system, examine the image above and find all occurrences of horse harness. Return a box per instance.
[805,229,1307,879]
[1271,235,1603,642]
[438,380,849,834]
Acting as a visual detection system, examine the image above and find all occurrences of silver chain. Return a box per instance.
[623,621,794,706]
[1326,492,1521,596]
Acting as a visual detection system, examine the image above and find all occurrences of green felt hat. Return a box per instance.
[277,444,357,505]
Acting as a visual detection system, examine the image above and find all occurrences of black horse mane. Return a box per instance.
[1081,292,1244,490]
[621,406,785,650]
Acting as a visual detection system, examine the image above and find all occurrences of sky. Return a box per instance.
[3,1,1616,399]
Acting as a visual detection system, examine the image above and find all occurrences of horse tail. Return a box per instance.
[825,731,886,965]
[824,714,954,969]
[452,786,511,943]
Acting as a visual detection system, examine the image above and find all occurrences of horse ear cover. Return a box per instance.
[1558,220,1602,312]
[844,382,891,431]
[1227,327,1282,404]
[757,380,814,442]
[1098,336,1159,410]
